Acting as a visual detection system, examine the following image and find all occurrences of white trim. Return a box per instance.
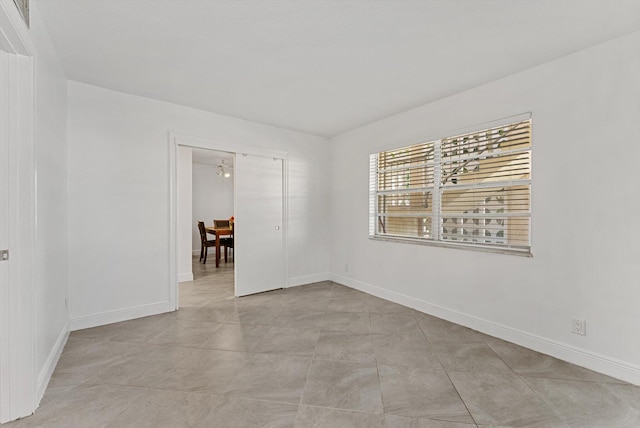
[369,235,532,257]
[178,272,193,283]
[282,155,289,295]
[0,0,34,56]
[69,301,173,331]
[172,133,288,161]
[36,322,68,403]
[330,273,640,386]
[168,136,178,310]
[288,272,331,288]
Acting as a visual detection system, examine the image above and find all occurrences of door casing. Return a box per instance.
[168,133,289,309]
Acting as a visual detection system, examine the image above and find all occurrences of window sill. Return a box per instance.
[369,235,533,257]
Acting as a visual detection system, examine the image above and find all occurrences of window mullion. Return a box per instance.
[433,139,442,241]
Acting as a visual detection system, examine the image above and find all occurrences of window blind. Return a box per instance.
[369,118,532,254]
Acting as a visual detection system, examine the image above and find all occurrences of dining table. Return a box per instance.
[204,225,233,268]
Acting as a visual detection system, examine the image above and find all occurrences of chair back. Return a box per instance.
[197,221,207,243]
[214,219,230,228]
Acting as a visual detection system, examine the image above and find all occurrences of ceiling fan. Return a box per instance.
[216,159,231,178]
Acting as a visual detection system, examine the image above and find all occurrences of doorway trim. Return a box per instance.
[0,0,36,423]
[168,132,289,309]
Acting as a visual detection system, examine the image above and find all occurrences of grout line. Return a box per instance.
[441,368,479,427]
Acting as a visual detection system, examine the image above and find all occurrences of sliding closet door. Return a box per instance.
[0,49,10,422]
[234,154,285,296]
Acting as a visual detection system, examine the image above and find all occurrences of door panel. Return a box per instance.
[0,49,11,423]
[234,154,285,296]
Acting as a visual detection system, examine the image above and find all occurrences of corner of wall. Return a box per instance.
[36,321,69,403]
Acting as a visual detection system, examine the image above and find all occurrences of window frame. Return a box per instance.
[369,114,533,257]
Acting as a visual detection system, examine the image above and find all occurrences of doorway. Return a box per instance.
[192,148,235,278]
[169,134,288,309]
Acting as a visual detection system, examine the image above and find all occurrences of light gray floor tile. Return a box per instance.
[378,364,473,423]
[385,414,477,428]
[431,340,512,374]
[155,348,248,394]
[197,395,297,428]
[330,285,369,299]
[486,338,626,383]
[321,311,370,334]
[51,339,143,387]
[103,345,248,394]
[416,315,489,343]
[254,326,320,357]
[370,313,425,337]
[326,296,369,312]
[237,291,294,308]
[171,304,237,323]
[523,377,640,427]
[373,334,442,368]
[227,306,284,326]
[275,309,327,329]
[72,314,170,343]
[302,359,383,413]
[105,389,215,428]
[367,297,418,316]
[295,405,385,428]
[315,331,375,363]
[448,371,562,426]
[284,295,331,312]
[602,382,640,413]
[224,353,311,403]
[15,384,146,428]
[296,282,334,296]
[147,319,224,347]
[199,322,271,351]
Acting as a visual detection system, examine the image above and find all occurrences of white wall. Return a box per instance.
[67,82,330,328]
[176,146,192,282]
[192,163,234,254]
[329,31,640,384]
[30,3,69,401]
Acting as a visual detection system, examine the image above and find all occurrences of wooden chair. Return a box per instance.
[213,219,230,228]
[197,221,216,263]
[224,222,234,262]
[213,219,234,262]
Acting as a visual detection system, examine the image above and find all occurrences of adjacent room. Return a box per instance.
[1,0,640,426]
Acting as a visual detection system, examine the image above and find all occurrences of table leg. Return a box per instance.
[215,233,221,268]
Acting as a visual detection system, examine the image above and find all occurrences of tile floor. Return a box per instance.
[7,258,640,427]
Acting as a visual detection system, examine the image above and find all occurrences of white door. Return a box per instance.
[0,49,10,423]
[234,154,285,296]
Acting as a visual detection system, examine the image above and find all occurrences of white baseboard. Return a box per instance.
[37,321,69,402]
[70,301,174,331]
[330,273,640,386]
[192,249,200,256]
[288,272,330,288]
[178,272,193,282]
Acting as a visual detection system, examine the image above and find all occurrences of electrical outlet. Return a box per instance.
[572,319,586,336]
[344,264,349,273]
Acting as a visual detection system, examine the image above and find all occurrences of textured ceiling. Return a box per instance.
[35,0,640,137]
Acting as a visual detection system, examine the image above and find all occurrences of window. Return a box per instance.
[369,117,531,255]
